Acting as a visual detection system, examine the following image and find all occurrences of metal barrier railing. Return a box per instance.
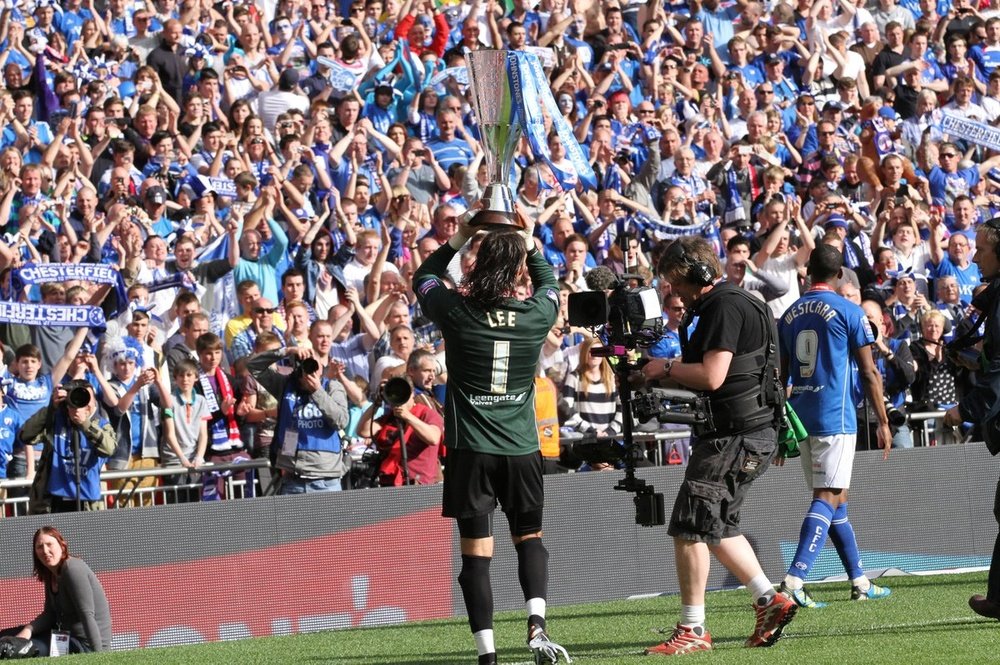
[0,459,271,518]
[0,411,968,518]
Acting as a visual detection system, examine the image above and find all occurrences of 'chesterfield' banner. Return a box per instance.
[940,113,1000,152]
[13,262,128,316]
[0,301,106,328]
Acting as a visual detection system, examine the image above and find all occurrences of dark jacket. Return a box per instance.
[146,41,185,103]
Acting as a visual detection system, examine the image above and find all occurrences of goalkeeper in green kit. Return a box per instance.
[414,211,570,665]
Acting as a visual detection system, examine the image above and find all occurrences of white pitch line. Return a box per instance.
[798,616,985,635]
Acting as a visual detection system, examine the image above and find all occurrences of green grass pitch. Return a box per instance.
[70,572,998,664]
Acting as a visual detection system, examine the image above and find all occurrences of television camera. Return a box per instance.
[565,237,667,527]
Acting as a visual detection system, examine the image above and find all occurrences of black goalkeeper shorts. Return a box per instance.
[442,448,544,520]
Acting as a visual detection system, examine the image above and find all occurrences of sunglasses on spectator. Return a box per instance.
[254,307,277,314]
[758,89,774,94]
[941,152,959,158]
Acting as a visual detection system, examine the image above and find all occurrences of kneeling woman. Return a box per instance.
[5,527,111,654]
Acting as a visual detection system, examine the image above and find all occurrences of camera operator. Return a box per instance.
[357,374,443,487]
[944,217,1000,620]
[246,344,350,494]
[639,236,795,655]
[22,382,117,514]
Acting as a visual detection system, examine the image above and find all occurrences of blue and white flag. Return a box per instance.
[197,233,237,320]
[208,177,238,198]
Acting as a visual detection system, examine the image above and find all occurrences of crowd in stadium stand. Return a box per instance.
[0,0,996,507]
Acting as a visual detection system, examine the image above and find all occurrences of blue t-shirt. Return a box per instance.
[4,371,53,425]
[779,288,875,436]
[927,165,979,207]
[933,255,981,305]
[0,405,22,479]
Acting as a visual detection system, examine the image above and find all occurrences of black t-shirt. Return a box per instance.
[893,83,919,120]
[682,281,771,403]
[871,48,906,78]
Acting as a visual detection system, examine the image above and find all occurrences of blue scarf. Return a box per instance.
[13,262,128,317]
[0,301,105,329]
[724,167,746,226]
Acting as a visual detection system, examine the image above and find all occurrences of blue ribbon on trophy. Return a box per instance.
[466,49,597,227]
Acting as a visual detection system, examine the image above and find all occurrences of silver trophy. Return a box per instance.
[467,49,521,228]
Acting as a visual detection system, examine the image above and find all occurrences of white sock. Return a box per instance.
[748,574,775,603]
[526,597,546,622]
[783,574,803,590]
[680,604,706,627]
[473,629,495,656]
[851,576,871,591]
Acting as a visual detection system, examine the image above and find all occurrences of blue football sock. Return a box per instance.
[828,502,865,580]
[787,498,835,581]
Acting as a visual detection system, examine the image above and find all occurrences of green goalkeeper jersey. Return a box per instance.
[414,244,559,456]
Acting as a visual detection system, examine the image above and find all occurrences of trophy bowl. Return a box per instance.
[467,49,522,229]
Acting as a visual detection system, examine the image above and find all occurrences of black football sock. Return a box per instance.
[458,555,494,635]
[516,538,549,631]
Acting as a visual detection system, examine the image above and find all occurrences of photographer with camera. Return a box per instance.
[639,236,794,655]
[859,297,915,449]
[22,380,117,514]
[357,372,443,487]
[246,337,350,494]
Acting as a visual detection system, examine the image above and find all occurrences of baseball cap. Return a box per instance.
[824,100,845,113]
[891,270,916,286]
[765,53,782,66]
[278,68,300,92]
[878,106,900,121]
[144,186,167,206]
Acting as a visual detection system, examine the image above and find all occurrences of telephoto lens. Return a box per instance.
[382,376,413,407]
[300,357,320,375]
[68,386,92,409]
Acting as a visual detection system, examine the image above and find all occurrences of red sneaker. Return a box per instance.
[745,592,797,648]
[644,624,712,656]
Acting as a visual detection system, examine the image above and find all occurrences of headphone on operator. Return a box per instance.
[665,239,715,287]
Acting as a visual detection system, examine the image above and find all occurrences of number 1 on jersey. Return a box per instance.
[491,341,510,394]
[795,330,818,378]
